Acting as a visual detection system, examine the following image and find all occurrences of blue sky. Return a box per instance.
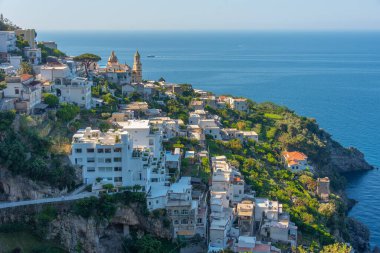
[1,0,380,31]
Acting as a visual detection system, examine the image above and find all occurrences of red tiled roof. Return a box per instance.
[283,151,308,166]
[20,74,34,82]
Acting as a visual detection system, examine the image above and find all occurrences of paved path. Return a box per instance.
[69,184,88,196]
[0,192,97,209]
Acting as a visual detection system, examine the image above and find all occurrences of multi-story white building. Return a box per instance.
[116,120,163,159]
[54,76,92,109]
[70,120,168,194]
[0,31,17,54]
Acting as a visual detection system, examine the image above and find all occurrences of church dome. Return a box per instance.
[108,51,118,63]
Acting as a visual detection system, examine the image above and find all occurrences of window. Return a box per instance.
[97,149,104,153]
[197,218,202,224]
[75,148,82,153]
[149,139,154,146]
[114,157,122,162]
[114,177,122,182]
[156,200,159,204]
[174,220,179,225]
[114,167,122,172]
[181,210,188,215]
[87,167,95,172]
[105,158,112,163]
[167,210,172,215]
[87,148,95,153]
[149,202,151,206]
[98,158,105,163]
[114,148,122,153]
[99,167,112,172]
[15,88,19,94]
[87,157,95,163]
[174,210,179,215]
[105,148,111,153]
[181,219,188,224]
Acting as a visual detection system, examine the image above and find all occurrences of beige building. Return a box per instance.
[16,29,37,49]
[237,200,255,236]
[317,177,330,201]
[166,177,198,238]
[132,50,142,83]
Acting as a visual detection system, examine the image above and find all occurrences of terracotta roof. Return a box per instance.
[20,74,33,82]
[283,151,308,165]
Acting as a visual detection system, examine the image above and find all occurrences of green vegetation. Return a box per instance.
[37,43,66,63]
[0,14,20,31]
[73,53,101,77]
[42,93,59,108]
[18,62,34,75]
[0,232,66,253]
[72,191,147,221]
[56,103,80,122]
[122,233,181,253]
[203,100,352,248]
[0,111,76,190]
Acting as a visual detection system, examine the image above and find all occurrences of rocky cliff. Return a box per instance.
[47,203,172,253]
[328,139,374,173]
[0,167,65,201]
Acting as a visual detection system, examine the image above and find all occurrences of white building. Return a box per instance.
[70,121,168,195]
[54,77,92,109]
[228,98,249,112]
[254,198,282,222]
[282,151,311,172]
[199,119,222,140]
[40,63,72,82]
[150,117,183,140]
[116,120,163,159]
[260,213,298,247]
[0,31,17,54]
[3,75,42,114]
[24,47,42,65]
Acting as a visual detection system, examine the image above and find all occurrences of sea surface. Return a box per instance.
[38,31,380,247]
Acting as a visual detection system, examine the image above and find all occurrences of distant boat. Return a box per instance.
[147,55,156,58]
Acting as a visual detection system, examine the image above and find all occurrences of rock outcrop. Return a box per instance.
[328,140,374,173]
[346,217,371,253]
[47,204,171,253]
[0,167,65,201]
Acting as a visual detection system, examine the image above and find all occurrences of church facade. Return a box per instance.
[98,50,143,90]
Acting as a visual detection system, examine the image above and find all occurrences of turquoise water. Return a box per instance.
[38,31,380,247]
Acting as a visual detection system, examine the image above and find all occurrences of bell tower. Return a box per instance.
[132,50,142,83]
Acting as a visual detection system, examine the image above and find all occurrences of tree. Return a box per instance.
[0,69,5,82]
[43,93,59,108]
[73,53,101,77]
[135,235,162,253]
[320,243,351,253]
[18,62,34,75]
[56,103,80,122]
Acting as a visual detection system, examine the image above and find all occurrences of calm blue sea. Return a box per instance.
[38,31,380,247]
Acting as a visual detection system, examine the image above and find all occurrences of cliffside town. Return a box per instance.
[0,21,375,253]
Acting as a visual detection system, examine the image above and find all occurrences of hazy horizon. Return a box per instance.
[2,0,380,31]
